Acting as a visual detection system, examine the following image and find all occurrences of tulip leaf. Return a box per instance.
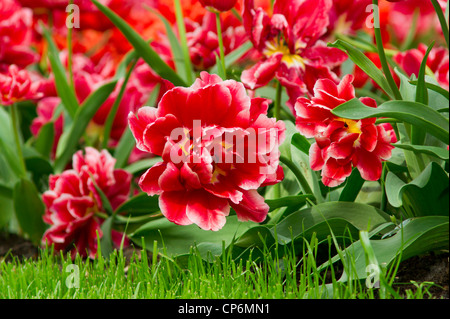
[34,122,55,159]
[210,40,253,74]
[0,108,22,179]
[91,0,186,87]
[393,143,449,161]
[339,168,365,202]
[148,7,194,84]
[130,216,255,256]
[114,193,160,216]
[411,42,434,146]
[41,23,79,118]
[331,98,449,144]
[100,215,114,258]
[327,216,449,284]
[114,128,135,169]
[329,39,395,99]
[265,194,314,212]
[124,157,162,175]
[234,202,391,250]
[385,162,449,217]
[291,133,311,155]
[13,178,47,245]
[54,80,118,173]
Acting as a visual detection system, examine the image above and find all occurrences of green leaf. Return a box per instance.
[234,202,391,249]
[41,23,79,118]
[130,215,255,256]
[215,53,227,80]
[265,194,314,212]
[393,143,449,161]
[114,128,135,169]
[34,122,55,159]
[328,39,394,99]
[124,157,162,175]
[148,7,194,84]
[173,0,194,85]
[0,190,13,228]
[415,42,434,105]
[13,178,47,244]
[100,216,114,258]
[114,193,160,216]
[91,0,186,87]
[331,98,449,144]
[210,40,253,74]
[339,168,365,202]
[411,42,434,146]
[332,216,449,283]
[385,162,449,217]
[0,108,22,179]
[54,80,118,173]
[291,133,311,155]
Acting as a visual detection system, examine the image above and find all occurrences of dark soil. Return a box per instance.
[394,252,449,299]
[0,232,38,261]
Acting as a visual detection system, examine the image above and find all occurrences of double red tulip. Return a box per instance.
[295,75,396,187]
[42,147,132,258]
[129,72,285,231]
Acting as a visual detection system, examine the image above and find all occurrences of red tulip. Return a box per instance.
[128,72,285,231]
[295,75,395,187]
[199,0,238,12]
[241,0,347,111]
[0,65,42,105]
[0,0,38,69]
[42,147,132,258]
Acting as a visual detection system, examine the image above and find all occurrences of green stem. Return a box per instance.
[430,0,449,48]
[10,104,26,177]
[372,0,402,100]
[174,0,193,85]
[279,155,314,198]
[215,12,227,79]
[274,81,282,121]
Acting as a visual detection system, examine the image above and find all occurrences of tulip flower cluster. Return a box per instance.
[0,0,447,258]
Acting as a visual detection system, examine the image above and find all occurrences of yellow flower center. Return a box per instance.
[337,118,362,135]
[211,166,227,184]
[263,38,305,69]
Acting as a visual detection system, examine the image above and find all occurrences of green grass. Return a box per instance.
[0,237,440,299]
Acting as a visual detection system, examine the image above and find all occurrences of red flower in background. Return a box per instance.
[394,44,449,90]
[295,75,396,187]
[241,0,347,111]
[0,0,38,70]
[30,97,64,158]
[129,72,285,231]
[0,64,42,105]
[200,0,238,13]
[185,11,248,70]
[327,0,373,36]
[42,147,132,258]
